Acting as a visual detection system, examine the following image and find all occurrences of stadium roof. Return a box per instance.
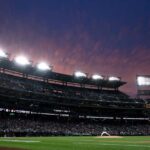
[0,58,126,89]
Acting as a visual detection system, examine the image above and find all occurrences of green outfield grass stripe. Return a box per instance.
[0,136,150,150]
[0,140,40,143]
[76,142,150,148]
[99,143,150,148]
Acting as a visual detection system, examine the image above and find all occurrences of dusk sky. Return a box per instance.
[0,0,150,95]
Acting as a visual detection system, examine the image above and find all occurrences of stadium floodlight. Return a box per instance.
[92,74,103,80]
[74,71,87,78]
[14,56,30,66]
[37,62,51,71]
[109,76,120,81]
[137,76,150,86]
[0,49,7,58]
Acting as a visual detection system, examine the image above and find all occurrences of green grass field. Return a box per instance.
[0,136,150,150]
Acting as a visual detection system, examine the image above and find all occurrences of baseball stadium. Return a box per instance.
[0,50,149,150]
[0,0,150,150]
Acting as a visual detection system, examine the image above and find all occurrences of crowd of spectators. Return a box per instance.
[0,73,144,104]
[0,118,149,137]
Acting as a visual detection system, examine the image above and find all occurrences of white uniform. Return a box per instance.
[101,127,110,136]
[101,131,110,136]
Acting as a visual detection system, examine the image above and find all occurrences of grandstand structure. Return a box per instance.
[0,50,149,120]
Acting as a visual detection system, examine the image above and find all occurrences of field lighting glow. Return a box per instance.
[37,62,51,71]
[137,76,150,86]
[15,56,30,66]
[109,76,120,81]
[92,74,103,80]
[74,71,87,78]
[0,49,7,58]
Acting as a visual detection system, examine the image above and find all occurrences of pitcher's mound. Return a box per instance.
[96,136,123,138]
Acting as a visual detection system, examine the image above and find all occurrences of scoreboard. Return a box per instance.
[137,75,150,99]
[137,76,150,86]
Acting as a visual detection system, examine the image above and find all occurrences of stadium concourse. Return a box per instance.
[0,50,149,137]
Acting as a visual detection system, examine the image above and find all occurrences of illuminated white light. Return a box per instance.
[74,71,87,78]
[137,76,150,86]
[0,49,7,58]
[37,62,51,71]
[109,76,120,81]
[92,74,103,80]
[15,56,30,66]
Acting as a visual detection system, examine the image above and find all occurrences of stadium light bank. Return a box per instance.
[92,74,104,80]
[74,71,87,78]
[37,62,51,71]
[0,49,123,81]
[109,76,120,81]
[14,55,31,66]
[0,49,8,58]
